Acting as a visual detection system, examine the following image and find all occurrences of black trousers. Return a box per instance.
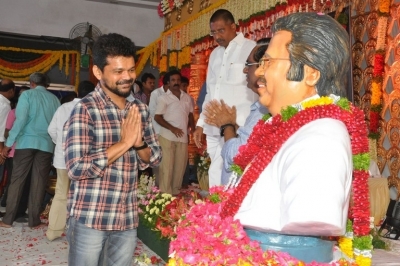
[2,149,52,227]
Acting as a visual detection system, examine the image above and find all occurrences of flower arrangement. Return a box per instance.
[155,190,202,239]
[134,253,163,266]
[194,145,210,174]
[168,96,371,265]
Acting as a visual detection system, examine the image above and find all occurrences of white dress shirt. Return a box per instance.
[197,33,257,136]
[48,98,81,169]
[149,86,170,134]
[0,94,11,142]
[155,91,193,143]
[235,118,352,236]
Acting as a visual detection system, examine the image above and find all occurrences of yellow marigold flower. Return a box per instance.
[237,258,252,266]
[338,237,353,259]
[301,96,334,109]
[355,255,371,266]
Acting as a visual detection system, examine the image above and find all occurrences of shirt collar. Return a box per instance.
[0,93,10,104]
[229,32,246,47]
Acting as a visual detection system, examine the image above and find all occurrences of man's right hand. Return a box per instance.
[193,126,203,148]
[120,106,142,148]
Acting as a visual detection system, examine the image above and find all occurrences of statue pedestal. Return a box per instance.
[245,229,334,263]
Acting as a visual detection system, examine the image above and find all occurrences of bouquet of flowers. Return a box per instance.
[194,146,210,191]
[155,190,202,239]
[167,186,357,266]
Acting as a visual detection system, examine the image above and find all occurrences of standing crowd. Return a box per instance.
[1,7,353,266]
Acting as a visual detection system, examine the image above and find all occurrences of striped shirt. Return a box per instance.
[63,85,162,231]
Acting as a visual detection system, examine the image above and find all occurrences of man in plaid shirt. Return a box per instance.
[63,33,162,265]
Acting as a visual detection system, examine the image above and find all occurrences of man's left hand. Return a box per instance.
[204,100,236,127]
[0,146,10,160]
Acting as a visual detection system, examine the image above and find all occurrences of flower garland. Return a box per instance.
[169,187,357,265]
[219,96,371,265]
[369,0,390,139]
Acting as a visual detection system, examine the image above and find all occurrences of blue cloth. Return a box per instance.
[66,217,137,265]
[221,101,268,173]
[196,82,207,113]
[5,86,60,153]
[245,229,334,263]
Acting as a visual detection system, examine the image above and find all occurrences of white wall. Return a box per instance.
[0,0,164,47]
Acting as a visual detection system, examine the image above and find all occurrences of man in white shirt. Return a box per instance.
[149,73,170,184]
[154,70,195,195]
[45,81,94,241]
[0,79,15,183]
[193,9,257,187]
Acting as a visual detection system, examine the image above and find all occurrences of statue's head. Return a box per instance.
[255,12,350,115]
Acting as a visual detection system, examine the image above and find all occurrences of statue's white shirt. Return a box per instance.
[235,110,353,236]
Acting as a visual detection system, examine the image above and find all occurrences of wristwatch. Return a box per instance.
[220,123,235,137]
[134,142,148,151]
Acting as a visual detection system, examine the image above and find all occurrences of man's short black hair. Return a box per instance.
[181,76,189,84]
[167,69,182,82]
[92,33,136,71]
[0,80,15,92]
[77,80,95,98]
[141,73,156,83]
[210,9,235,24]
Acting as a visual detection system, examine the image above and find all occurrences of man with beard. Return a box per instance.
[203,38,270,180]
[63,33,162,265]
[193,9,257,186]
[154,70,195,195]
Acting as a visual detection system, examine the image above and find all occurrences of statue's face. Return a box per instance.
[255,30,314,116]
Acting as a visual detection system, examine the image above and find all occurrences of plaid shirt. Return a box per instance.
[133,91,148,105]
[63,85,162,231]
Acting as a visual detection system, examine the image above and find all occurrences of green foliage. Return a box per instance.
[230,164,243,176]
[262,113,272,121]
[337,97,350,111]
[353,236,373,250]
[353,153,370,171]
[281,106,298,121]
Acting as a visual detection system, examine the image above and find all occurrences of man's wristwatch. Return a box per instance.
[220,123,236,137]
[134,142,148,151]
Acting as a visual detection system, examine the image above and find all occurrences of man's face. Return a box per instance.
[210,19,237,48]
[168,74,181,92]
[143,78,156,93]
[94,56,136,98]
[180,82,189,93]
[255,30,305,116]
[243,47,259,94]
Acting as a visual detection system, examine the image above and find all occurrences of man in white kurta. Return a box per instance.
[193,9,257,187]
[155,71,195,195]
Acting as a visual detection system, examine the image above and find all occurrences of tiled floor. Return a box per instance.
[0,206,164,266]
[1,205,400,265]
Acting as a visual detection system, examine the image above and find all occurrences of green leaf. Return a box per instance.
[353,153,370,170]
[230,164,243,176]
[262,113,271,121]
[336,97,350,111]
[281,106,298,121]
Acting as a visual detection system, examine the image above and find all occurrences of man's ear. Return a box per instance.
[303,65,320,87]
[92,65,102,81]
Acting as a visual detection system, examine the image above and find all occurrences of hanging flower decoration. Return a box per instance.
[0,46,80,88]
[369,0,389,139]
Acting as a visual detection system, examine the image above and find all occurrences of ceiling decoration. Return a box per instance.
[86,0,159,10]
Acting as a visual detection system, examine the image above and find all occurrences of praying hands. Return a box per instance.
[203,99,237,128]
